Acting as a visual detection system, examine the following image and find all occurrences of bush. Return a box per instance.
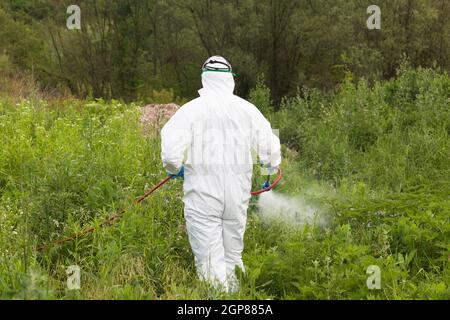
[267,67,450,192]
[0,67,448,299]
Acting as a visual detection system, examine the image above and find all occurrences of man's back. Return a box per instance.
[162,71,280,175]
[160,56,281,292]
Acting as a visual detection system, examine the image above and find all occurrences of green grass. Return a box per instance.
[0,67,449,299]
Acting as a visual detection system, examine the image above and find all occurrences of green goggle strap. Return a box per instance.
[202,69,238,77]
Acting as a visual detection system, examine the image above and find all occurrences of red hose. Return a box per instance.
[135,175,173,204]
[142,167,283,199]
[251,167,283,196]
[37,167,282,251]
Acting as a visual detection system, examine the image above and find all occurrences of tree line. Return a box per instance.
[0,0,449,105]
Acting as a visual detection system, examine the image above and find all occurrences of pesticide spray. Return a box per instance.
[255,167,329,228]
[257,191,324,226]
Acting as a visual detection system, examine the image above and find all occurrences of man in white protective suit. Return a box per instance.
[161,56,281,292]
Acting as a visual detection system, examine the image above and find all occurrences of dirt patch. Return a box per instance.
[140,103,179,130]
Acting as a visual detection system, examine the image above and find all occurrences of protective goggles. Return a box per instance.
[202,59,237,76]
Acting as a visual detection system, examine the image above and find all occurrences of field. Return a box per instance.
[0,67,448,299]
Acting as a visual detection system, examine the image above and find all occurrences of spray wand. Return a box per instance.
[36,167,282,251]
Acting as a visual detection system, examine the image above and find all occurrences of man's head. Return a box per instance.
[199,55,235,95]
[202,56,233,75]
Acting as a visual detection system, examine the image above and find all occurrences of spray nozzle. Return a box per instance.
[262,180,271,191]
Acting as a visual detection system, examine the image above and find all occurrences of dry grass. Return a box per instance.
[0,71,72,103]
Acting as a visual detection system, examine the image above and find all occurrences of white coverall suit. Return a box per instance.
[161,56,281,291]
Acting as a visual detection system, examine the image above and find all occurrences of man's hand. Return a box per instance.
[262,180,271,190]
[167,166,184,179]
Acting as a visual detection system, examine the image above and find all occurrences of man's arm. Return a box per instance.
[251,108,282,171]
[161,109,191,174]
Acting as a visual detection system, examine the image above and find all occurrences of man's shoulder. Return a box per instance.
[232,95,263,116]
[233,95,254,107]
[180,97,202,109]
[173,97,202,118]
[180,95,260,116]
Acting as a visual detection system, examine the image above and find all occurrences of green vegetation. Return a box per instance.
[0,0,448,301]
[251,66,450,299]
[1,1,449,102]
[1,66,448,299]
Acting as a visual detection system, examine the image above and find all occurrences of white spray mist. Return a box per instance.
[257,191,325,226]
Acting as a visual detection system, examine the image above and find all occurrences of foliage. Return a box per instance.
[1,66,448,299]
[0,1,449,103]
[264,66,450,192]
